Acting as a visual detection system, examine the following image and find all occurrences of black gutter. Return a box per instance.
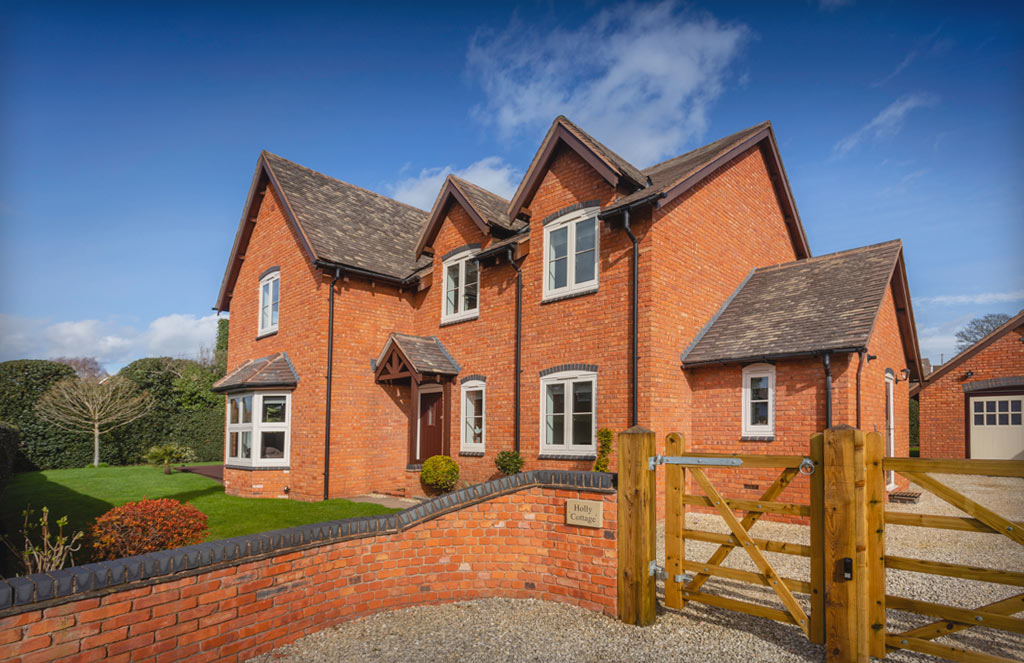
[324,267,341,500]
[623,208,639,428]
[823,353,833,429]
[682,346,866,370]
[505,246,523,452]
[313,260,422,287]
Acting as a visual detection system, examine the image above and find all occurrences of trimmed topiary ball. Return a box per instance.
[421,455,459,492]
[90,498,208,560]
[495,450,524,475]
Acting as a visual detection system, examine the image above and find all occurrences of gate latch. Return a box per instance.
[842,557,853,581]
[648,455,744,471]
[649,561,667,580]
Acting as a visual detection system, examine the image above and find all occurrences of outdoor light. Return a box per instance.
[964,370,974,380]
[900,368,910,381]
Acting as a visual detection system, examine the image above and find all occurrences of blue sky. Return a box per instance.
[1,1,1022,370]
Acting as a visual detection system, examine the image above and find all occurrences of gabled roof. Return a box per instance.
[682,240,922,378]
[911,309,1024,396]
[414,175,520,258]
[215,152,430,310]
[375,333,460,381]
[507,116,646,220]
[212,352,299,393]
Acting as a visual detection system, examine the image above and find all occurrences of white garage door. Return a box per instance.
[969,395,1024,460]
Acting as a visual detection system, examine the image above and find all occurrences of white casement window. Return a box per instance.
[540,370,597,456]
[258,270,280,336]
[441,253,479,323]
[460,380,486,453]
[741,364,775,437]
[225,392,290,467]
[543,207,599,301]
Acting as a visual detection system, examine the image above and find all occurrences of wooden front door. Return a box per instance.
[417,391,443,463]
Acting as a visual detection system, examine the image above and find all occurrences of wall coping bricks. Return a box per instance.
[0,470,614,616]
[963,375,1024,392]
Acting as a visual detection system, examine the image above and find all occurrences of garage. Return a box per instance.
[968,393,1024,460]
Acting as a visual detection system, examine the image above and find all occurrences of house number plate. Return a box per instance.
[566,499,603,528]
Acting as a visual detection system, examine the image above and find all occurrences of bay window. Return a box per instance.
[226,392,290,467]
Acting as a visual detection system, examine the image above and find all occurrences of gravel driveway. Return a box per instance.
[249,474,1023,663]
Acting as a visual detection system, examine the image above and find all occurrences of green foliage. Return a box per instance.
[215,318,229,376]
[167,408,225,462]
[146,444,197,473]
[421,455,459,492]
[594,427,614,472]
[0,422,20,495]
[173,363,221,411]
[495,450,524,475]
[1,505,84,574]
[90,498,208,560]
[909,398,920,457]
[0,360,92,470]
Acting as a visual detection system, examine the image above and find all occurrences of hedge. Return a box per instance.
[0,360,92,470]
[0,422,19,496]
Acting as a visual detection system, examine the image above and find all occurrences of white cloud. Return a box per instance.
[388,156,522,210]
[0,313,221,372]
[917,314,972,364]
[466,1,749,166]
[917,290,1024,306]
[872,51,918,88]
[834,93,939,156]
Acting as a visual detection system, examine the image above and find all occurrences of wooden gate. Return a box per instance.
[616,426,1024,663]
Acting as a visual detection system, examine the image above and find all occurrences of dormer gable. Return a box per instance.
[414,175,516,259]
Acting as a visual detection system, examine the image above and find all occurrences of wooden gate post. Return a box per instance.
[823,426,869,663]
[664,432,685,609]
[809,432,826,644]
[864,431,886,659]
[617,426,657,626]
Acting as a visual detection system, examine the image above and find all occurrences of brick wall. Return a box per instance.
[0,472,617,663]
[918,322,1024,458]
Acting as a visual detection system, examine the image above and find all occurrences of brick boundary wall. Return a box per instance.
[0,470,617,663]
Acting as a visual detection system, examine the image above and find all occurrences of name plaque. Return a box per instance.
[565,498,603,528]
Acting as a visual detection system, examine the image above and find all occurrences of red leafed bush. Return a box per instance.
[90,498,208,560]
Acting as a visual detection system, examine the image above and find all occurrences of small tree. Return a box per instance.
[955,313,1011,353]
[146,443,196,474]
[52,356,107,380]
[36,376,153,467]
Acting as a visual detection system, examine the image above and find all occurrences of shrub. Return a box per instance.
[1,506,84,574]
[594,427,614,472]
[0,422,19,495]
[495,450,524,475]
[421,455,459,492]
[0,360,92,470]
[167,407,225,462]
[90,498,208,560]
[146,444,196,474]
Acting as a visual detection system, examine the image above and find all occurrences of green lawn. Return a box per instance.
[1,465,399,552]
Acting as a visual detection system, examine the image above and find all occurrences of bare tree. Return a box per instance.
[52,356,107,380]
[35,376,153,467]
[955,313,1012,353]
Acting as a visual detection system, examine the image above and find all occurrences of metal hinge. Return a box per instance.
[648,455,744,471]
[649,561,667,580]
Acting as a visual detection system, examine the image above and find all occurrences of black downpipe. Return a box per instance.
[506,246,522,452]
[823,353,833,429]
[856,350,865,428]
[623,209,639,428]
[324,267,341,500]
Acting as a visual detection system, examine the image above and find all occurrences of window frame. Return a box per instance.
[542,207,600,301]
[539,369,597,456]
[224,391,291,467]
[741,363,775,438]
[258,270,280,337]
[460,379,486,453]
[440,251,480,324]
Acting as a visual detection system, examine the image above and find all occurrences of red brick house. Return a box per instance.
[913,310,1024,459]
[212,116,923,501]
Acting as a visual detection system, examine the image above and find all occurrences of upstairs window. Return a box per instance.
[442,253,479,323]
[543,207,599,300]
[226,392,290,467]
[540,370,597,456]
[258,270,280,336]
[742,363,775,438]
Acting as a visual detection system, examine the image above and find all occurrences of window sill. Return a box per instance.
[225,464,290,471]
[406,464,422,472]
[440,314,479,328]
[538,453,597,461]
[740,435,774,442]
[540,286,599,305]
[256,330,278,340]
[458,450,485,457]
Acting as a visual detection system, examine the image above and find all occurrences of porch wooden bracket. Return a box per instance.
[680,466,799,602]
[689,467,811,636]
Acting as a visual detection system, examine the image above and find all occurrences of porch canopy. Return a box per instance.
[374,333,459,384]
